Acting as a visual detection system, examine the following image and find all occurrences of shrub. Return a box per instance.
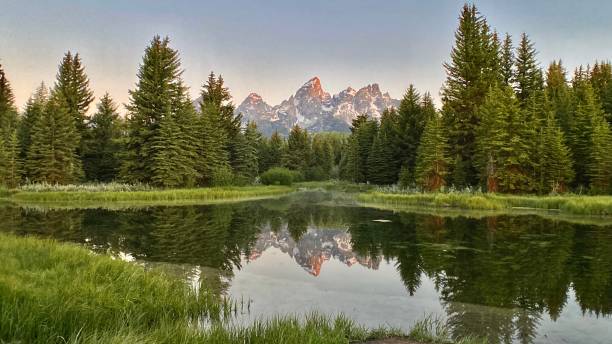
[211,166,235,187]
[260,167,302,186]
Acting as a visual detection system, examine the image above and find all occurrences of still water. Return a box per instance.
[1,192,611,343]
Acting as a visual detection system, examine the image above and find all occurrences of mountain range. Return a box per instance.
[233,77,400,136]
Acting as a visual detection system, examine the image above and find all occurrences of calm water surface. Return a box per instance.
[1,192,611,343]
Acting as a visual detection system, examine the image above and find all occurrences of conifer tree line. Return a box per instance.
[0,36,345,188]
[1,4,612,194]
[339,4,612,194]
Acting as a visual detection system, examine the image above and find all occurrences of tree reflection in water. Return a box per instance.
[1,192,611,343]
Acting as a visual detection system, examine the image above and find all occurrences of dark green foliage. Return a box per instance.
[283,125,311,175]
[545,61,574,136]
[500,33,515,86]
[25,92,82,184]
[260,167,301,186]
[53,52,94,154]
[589,61,612,124]
[309,134,334,180]
[0,128,21,188]
[441,4,495,186]
[414,115,450,191]
[367,109,398,185]
[121,36,198,187]
[231,122,260,184]
[476,86,533,193]
[0,64,21,187]
[569,81,605,188]
[397,85,424,174]
[259,131,285,173]
[538,113,574,193]
[515,33,543,105]
[588,117,612,194]
[18,84,48,161]
[82,93,122,182]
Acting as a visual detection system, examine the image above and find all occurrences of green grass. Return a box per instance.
[359,190,612,217]
[1,233,483,344]
[5,185,294,206]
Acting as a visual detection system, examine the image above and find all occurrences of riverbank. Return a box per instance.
[2,184,294,206]
[0,233,484,344]
[358,190,612,217]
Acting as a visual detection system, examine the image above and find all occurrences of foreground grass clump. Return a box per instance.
[0,234,421,344]
[359,190,612,216]
[6,184,294,204]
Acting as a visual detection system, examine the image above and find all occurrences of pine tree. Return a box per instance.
[25,92,82,184]
[0,129,22,188]
[231,122,260,184]
[539,113,574,193]
[121,36,199,187]
[53,52,95,154]
[310,134,334,180]
[367,109,397,184]
[569,81,605,188]
[396,85,425,176]
[19,84,49,161]
[515,33,543,106]
[414,115,450,192]
[260,131,284,173]
[545,61,574,136]
[589,61,612,124]
[501,33,515,86]
[0,63,18,132]
[476,86,533,193]
[283,125,311,176]
[588,117,612,194]
[197,100,231,185]
[441,4,494,186]
[82,93,122,182]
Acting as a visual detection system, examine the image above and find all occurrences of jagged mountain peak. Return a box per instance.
[235,77,399,136]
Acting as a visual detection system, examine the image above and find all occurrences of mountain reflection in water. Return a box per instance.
[1,192,611,343]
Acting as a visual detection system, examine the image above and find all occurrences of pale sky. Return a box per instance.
[2,0,612,112]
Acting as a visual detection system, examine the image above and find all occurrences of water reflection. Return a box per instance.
[1,192,611,343]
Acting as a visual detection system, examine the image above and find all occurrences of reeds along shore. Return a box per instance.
[358,191,612,216]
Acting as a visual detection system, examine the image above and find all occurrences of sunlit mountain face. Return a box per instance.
[231,77,400,136]
[2,192,612,343]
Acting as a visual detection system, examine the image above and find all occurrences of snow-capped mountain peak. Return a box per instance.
[235,77,399,136]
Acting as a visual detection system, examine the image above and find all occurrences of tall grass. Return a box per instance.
[3,233,485,344]
[6,185,294,204]
[359,190,612,216]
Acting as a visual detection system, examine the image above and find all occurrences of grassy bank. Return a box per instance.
[4,184,294,206]
[358,191,612,217]
[0,233,485,344]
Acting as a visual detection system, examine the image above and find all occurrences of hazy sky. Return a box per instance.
[2,0,612,112]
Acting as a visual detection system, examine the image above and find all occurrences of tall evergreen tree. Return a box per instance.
[589,61,612,124]
[0,64,18,132]
[259,131,284,173]
[53,52,95,154]
[121,36,199,187]
[588,116,612,194]
[414,115,450,191]
[569,81,606,188]
[441,4,494,186]
[367,109,398,184]
[82,93,122,182]
[19,84,48,161]
[283,125,311,175]
[515,33,543,106]
[197,86,231,185]
[545,61,574,136]
[501,33,515,86]
[25,92,82,184]
[538,112,574,193]
[396,85,425,177]
[476,86,533,193]
[0,129,21,187]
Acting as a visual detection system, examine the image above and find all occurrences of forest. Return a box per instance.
[0,4,611,195]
